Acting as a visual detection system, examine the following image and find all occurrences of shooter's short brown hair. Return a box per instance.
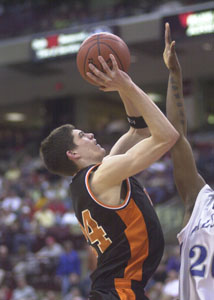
[40,124,78,176]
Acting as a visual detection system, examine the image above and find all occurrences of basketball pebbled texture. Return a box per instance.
[76,32,131,86]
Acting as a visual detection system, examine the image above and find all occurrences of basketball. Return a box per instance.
[76,32,131,85]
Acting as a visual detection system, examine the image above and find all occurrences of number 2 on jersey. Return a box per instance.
[82,209,112,255]
[189,245,214,277]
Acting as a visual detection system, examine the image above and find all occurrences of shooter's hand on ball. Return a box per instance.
[86,54,132,92]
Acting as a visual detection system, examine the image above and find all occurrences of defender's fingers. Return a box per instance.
[170,41,176,53]
[165,22,172,45]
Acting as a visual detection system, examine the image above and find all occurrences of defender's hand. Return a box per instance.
[163,23,180,72]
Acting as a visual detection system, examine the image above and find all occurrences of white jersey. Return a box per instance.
[177,184,214,300]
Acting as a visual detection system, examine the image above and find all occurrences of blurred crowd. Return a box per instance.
[0,128,90,299]
[0,125,213,299]
[145,245,181,300]
[0,0,210,39]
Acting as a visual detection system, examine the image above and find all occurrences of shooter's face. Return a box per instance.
[71,129,106,163]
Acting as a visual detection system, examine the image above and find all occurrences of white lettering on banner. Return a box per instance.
[31,26,113,60]
[36,44,82,59]
[186,10,214,36]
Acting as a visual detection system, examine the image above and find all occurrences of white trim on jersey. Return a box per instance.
[84,165,131,210]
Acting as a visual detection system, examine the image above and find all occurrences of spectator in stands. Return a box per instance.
[161,270,179,300]
[0,206,17,227]
[4,163,21,182]
[152,260,168,284]
[48,198,66,225]
[146,281,164,300]
[13,244,40,279]
[1,188,21,212]
[56,240,81,296]
[36,235,63,278]
[37,236,63,261]
[33,190,48,211]
[12,216,34,253]
[0,284,12,300]
[33,203,56,228]
[61,208,82,235]
[79,245,97,298]
[48,199,66,215]
[43,290,58,300]
[61,208,78,227]
[12,276,38,300]
[165,245,180,273]
[0,245,12,282]
[63,286,85,300]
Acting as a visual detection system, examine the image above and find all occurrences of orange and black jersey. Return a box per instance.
[70,164,164,293]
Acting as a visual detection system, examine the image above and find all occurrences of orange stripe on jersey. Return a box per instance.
[116,198,149,281]
[114,279,136,300]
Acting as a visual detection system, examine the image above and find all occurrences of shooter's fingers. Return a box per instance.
[109,54,119,71]
[86,71,108,87]
[98,56,112,76]
[86,71,101,85]
[88,63,110,82]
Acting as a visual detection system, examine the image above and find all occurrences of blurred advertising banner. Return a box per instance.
[30,25,118,61]
[163,8,214,40]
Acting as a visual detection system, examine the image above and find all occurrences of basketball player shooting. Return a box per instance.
[40,54,179,299]
[163,22,214,300]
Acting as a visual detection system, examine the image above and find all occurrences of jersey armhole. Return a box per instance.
[85,165,131,210]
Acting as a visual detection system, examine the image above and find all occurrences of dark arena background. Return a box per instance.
[0,0,213,299]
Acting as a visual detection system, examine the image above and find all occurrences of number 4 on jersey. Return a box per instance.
[82,209,112,255]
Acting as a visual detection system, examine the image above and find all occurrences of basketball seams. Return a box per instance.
[77,33,130,85]
[82,43,97,79]
[83,46,122,78]
[97,35,105,73]
[100,43,125,71]
[83,42,125,77]
[81,37,127,47]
